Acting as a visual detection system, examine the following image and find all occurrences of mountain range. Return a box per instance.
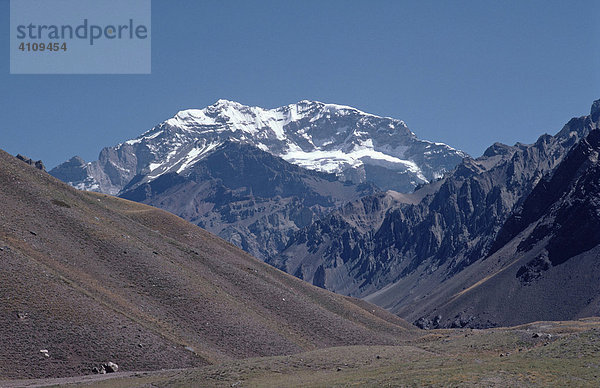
[4,99,600,385]
[277,99,600,328]
[50,100,466,194]
[50,100,465,261]
[49,99,600,329]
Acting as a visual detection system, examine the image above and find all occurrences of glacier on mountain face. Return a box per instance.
[50,99,468,194]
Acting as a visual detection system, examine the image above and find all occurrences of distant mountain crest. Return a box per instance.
[50,100,467,194]
[275,99,600,328]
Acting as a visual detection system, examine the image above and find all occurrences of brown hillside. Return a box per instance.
[0,150,414,379]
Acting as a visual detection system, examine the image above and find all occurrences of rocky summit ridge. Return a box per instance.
[50,100,466,195]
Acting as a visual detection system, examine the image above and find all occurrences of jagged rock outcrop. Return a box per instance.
[411,128,600,328]
[16,154,45,171]
[277,100,600,327]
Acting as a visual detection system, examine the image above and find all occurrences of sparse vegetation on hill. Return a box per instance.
[3,319,600,387]
[0,149,414,380]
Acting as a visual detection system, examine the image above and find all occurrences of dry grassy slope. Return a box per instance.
[0,150,415,380]
[5,318,600,387]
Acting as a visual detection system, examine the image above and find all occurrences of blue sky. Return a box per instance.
[2,0,599,168]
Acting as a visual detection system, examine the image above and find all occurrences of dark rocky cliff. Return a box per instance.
[277,100,600,328]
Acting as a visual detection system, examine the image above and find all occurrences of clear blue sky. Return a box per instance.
[2,0,599,168]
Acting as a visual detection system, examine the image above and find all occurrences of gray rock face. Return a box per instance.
[48,156,87,182]
[49,100,466,262]
[277,100,600,327]
[414,128,600,328]
[50,100,466,195]
[49,147,144,195]
[591,99,600,119]
[120,141,378,261]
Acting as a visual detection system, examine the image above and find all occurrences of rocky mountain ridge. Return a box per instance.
[409,127,600,328]
[275,100,600,328]
[119,141,378,261]
[50,100,466,194]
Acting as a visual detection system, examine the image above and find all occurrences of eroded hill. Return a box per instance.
[0,150,414,379]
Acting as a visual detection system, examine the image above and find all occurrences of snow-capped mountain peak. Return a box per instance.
[51,100,468,194]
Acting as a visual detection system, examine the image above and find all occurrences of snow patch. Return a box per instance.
[176,142,220,173]
[97,99,464,192]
